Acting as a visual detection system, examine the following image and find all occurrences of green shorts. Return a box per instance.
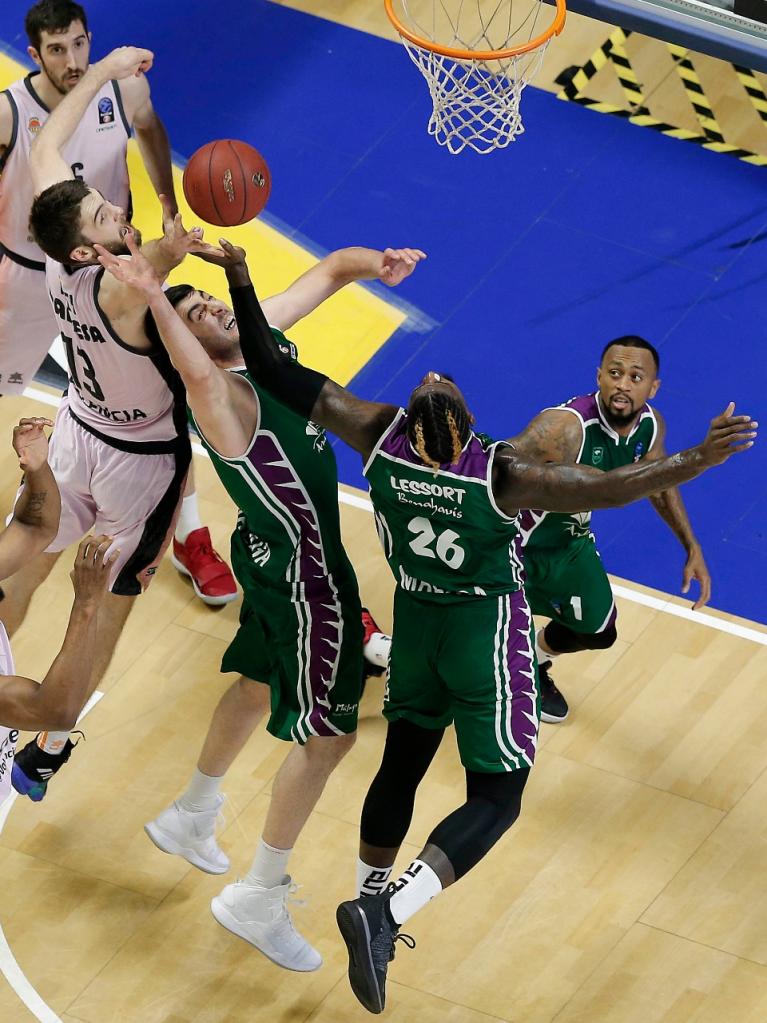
[221,574,364,744]
[385,588,539,773]
[523,537,617,635]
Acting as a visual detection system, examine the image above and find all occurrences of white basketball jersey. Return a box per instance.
[0,623,18,806]
[0,72,131,267]
[46,259,184,449]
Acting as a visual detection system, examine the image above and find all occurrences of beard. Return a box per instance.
[602,395,637,427]
[97,226,144,255]
[40,57,85,96]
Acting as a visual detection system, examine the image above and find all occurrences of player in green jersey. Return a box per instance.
[139,241,755,1015]
[97,235,425,973]
[509,337,709,723]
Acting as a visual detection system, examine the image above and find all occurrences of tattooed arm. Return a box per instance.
[493,404,756,517]
[0,419,61,580]
[506,409,583,464]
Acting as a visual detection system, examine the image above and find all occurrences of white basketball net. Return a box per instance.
[392,0,560,154]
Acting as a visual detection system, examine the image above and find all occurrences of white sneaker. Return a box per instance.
[144,796,230,874]
[211,876,322,972]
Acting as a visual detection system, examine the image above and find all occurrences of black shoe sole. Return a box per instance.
[336,901,385,1014]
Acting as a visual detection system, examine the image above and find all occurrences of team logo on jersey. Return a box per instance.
[27,116,42,134]
[98,97,115,125]
[633,441,645,462]
[592,446,604,465]
[305,422,327,452]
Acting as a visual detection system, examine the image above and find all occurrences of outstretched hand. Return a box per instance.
[699,403,757,466]
[70,535,120,609]
[158,194,226,262]
[379,247,427,287]
[12,417,54,473]
[95,234,162,296]
[192,236,247,269]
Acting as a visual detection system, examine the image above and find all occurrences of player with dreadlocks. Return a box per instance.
[409,382,471,471]
[100,237,756,1015]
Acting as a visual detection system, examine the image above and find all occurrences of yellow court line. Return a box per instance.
[0,50,406,384]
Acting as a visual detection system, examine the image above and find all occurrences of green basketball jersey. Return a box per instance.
[364,409,524,603]
[190,330,353,590]
[522,391,658,550]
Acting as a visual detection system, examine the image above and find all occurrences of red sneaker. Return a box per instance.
[171,526,238,606]
[361,607,391,676]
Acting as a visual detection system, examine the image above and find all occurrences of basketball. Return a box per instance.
[182,139,271,227]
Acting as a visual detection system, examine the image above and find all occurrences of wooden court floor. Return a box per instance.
[1,389,766,1023]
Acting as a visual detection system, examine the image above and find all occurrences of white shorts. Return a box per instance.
[15,397,189,595]
[0,252,59,395]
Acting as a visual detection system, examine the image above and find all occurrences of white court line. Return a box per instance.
[23,386,767,646]
[0,690,104,1023]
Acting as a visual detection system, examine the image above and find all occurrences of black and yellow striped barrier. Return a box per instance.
[556,28,767,167]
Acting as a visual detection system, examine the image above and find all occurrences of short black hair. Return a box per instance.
[143,285,195,348]
[29,179,90,262]
[165,284,195,309]
[600,335,660,373]
[25,1,88,51]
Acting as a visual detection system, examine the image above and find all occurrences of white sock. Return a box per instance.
[177,768,223,813]
[245,838,292,889]
[535,627,558,666]
[175,493,203,543]
[364,631,391,670]
[37,731,70,754]
[357,859,393,898]
[388,859,442,925]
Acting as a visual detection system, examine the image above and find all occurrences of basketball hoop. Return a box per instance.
[385,0,566,154]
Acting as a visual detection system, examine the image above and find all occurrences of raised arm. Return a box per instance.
[262,246,426,332]
[30,46,153,194]
[506,408,583,463]
[642,410,711,608]
[198,241,398,458]
[96,238,253,457]
[98,199,215,331]
[0,419,60,580]
[493,403,757,517]
[119,75,178,215]
[0,537,115,731]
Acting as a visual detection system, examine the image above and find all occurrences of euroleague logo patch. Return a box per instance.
[28,116,42,134]
[98,96,115,125]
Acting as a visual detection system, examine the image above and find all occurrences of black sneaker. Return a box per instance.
[539,661,569,723]
[336,887,415,1014]
[11,732,83,802]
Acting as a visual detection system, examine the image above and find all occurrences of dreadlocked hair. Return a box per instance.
[408,391,471,473]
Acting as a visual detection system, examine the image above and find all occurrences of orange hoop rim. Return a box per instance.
[384,0,566,61]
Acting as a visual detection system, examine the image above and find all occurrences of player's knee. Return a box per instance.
[584,624,618,650]
[236,675,270,707]
[304,730,356,767]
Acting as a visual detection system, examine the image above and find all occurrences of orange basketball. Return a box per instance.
[182,140,271,227]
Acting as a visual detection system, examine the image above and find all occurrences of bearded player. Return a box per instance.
[0,0,235,605]
[509,336,709,722]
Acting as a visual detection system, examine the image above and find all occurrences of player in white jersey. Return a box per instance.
[0,0,236,604]
[0,415,114,806]
[2,44,226,802]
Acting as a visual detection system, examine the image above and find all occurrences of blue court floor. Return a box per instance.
[1,0,765,623]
